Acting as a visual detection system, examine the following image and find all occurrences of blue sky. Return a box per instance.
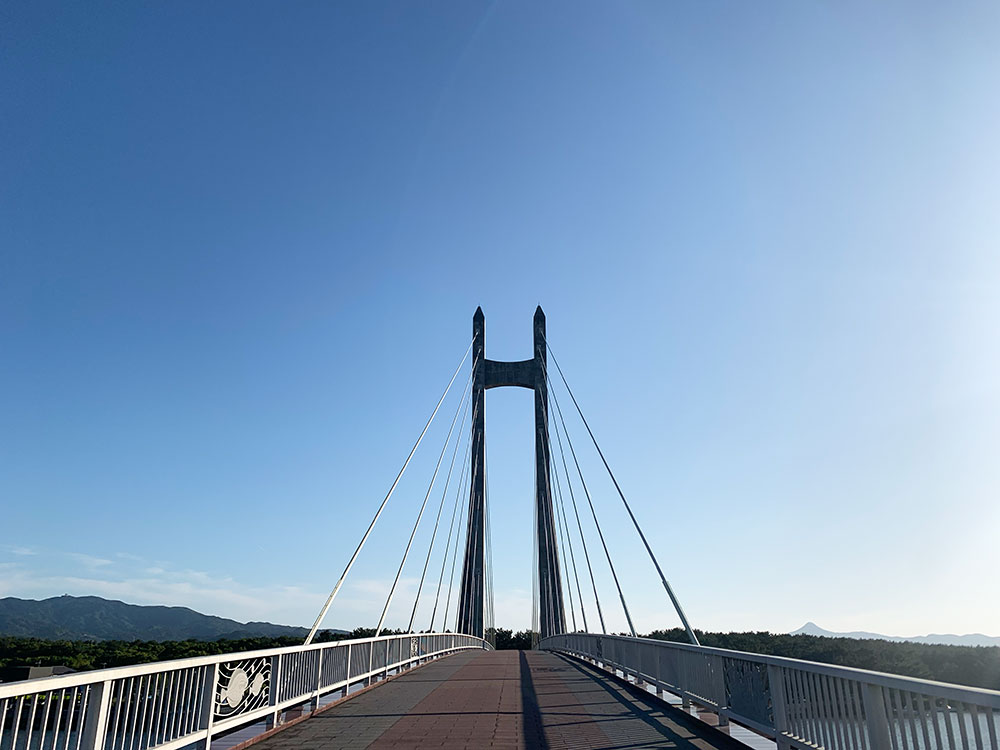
[2,1,999,637]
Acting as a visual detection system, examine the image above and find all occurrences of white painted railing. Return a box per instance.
[0,633,489,750]
[542,633,1000,750]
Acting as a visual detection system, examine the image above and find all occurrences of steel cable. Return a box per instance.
[407,385,474,632]
[554,454,587,632]
[452,398,485,634]
[536,424,559,636]
[443,456,471,631]
[548,442,579,632]
[531,469,540,647]
[539,350,636,636]
[304,338,474,644]
[543,367,606,634]
[552,464,577,631]
[430,437,471,630]
[376,358,478,636]
[544,339,699,645]
[484,441,495,643]
[538,385,588,633]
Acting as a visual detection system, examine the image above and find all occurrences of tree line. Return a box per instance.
[647,629,1000,691]
[2,628,997,690]
[0,628,398,673]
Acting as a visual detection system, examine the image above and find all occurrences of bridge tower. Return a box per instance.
[457,307,566,640]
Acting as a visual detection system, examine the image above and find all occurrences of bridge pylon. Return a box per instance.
[457,307,566,640]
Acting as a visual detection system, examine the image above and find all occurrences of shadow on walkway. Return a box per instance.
[519,649,550,749]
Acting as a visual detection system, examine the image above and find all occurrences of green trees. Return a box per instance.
[4,629,997,689]
[0,634,323,672]
[493,629,533,650]
[645,629,1000,691]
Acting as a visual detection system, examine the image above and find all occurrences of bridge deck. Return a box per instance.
[253,649,749,749]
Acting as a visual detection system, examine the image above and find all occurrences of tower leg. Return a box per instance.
[457,308,486,638]
[534,307,565,639]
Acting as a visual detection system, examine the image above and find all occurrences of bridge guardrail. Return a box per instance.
[0,632,490,750]
[542,633,1000,750]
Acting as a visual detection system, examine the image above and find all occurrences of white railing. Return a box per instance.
[0,633,490,750]
[542,633,1000,750]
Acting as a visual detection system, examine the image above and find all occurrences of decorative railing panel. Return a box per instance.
[0,633,489,750]
[542,633,1000,750]
[216,659,269,721]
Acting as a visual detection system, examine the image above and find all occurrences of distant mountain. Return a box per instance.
[791,621,1000,648]
[0,596,346,642]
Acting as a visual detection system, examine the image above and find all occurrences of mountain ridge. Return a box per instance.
[791,621,1000,648]
[0,595,346,642]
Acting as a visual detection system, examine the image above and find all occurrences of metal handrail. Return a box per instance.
[542,632,1000,750]
[0,632,490,750]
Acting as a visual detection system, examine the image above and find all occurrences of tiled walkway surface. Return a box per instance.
[252,649,751,749]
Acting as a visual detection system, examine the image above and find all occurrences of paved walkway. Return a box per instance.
[253,649,750,749]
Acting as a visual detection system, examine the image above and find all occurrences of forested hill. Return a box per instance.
[648,629,1000,691]
[0,595,343,641]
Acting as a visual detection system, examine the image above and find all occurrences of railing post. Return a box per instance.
[345,644,352,696]
[201,664,219,750]
[768,665,792,750]
[628,641,639,684]
[367,642,374,687]
[269,655,281,730]
[863,683,893,749]
[315,648,323,706]
[713,654,728,727]
[81,680,112,750]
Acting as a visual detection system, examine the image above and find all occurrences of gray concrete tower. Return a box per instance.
[456,307,566,640]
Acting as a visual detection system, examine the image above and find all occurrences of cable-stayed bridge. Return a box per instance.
[3,309,998,750]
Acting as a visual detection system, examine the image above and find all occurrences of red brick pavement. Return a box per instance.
[251,650,751,749]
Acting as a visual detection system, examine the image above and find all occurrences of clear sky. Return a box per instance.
[3,1,999,638]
